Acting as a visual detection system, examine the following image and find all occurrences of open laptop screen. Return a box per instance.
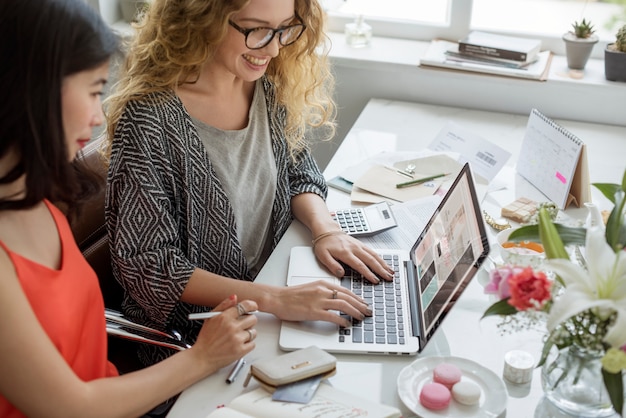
[410,163,489,342]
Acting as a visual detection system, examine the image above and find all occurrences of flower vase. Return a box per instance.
[541,344,615,417]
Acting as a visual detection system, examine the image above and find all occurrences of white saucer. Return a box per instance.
[397,356,507,417]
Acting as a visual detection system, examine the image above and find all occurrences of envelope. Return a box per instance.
[352,164,444,203]
[394,154,490,202]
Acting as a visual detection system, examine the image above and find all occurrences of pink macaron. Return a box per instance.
[433,363,462,390]
[419,382,451,410]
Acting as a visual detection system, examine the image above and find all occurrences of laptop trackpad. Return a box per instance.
[287,318,338,335]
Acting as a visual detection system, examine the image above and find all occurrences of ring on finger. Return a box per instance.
[331,289,338,299]
[246,329,255,343]
[237,303,247,317]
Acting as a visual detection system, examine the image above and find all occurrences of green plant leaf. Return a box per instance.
[538,208,571,260]
[481,299,517,318]
[606,190,626,251]
[537,338,555,368]
[602,368,624,417]
[592,182,621,204]
[509,224,586,247]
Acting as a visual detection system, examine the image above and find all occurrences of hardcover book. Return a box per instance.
[458,31,542,62]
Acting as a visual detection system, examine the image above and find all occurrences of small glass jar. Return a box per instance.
[345,15,372,48]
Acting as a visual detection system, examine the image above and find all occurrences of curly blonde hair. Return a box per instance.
[104,0,336,160]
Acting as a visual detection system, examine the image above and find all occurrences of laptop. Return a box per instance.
[279,163,489,355]
[330,201,398,237]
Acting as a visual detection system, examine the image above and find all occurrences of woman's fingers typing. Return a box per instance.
[315,237,394,284]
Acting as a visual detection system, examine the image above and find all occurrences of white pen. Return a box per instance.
[226,358,246,384]
[188,310,258,320]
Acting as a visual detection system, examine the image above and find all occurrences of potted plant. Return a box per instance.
[605,24,626,82]
[563,18,599,70]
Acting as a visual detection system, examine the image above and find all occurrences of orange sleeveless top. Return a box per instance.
[0,200,118,417]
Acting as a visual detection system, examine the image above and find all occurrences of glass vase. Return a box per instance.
[541,344,615,417]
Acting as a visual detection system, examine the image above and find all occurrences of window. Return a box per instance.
[322,0,626,58]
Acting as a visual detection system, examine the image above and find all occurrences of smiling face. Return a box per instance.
[61,61,109,160]
[215,0,296,81]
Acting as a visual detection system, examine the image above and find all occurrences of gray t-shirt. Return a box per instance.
[193,81,277,275]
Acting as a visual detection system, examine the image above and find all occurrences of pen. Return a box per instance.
[395,173,447,189]
[226,358,246,384]
[188,310,258,320]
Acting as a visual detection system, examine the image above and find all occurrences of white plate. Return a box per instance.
[397,356,507,418]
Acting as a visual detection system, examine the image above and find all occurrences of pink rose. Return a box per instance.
[507,267,551,311]
[485,265,524,300]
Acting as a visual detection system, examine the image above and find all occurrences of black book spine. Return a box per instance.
[458,43,527,61]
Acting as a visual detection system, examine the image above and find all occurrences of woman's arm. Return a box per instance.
[0,255,256,418]
[291,192,394,284]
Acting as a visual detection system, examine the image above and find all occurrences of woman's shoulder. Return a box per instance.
[125,90,182,114]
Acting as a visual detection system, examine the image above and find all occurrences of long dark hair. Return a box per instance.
[0,0,119,212]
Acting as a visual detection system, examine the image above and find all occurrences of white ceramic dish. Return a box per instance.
[397,356,507,418]
[495,228,544,269]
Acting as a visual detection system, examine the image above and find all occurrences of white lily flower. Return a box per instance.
[544,227,626,349]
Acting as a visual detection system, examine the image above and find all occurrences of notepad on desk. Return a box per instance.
[203,384,401,418]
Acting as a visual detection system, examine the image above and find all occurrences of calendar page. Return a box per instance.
[516,109,585,209]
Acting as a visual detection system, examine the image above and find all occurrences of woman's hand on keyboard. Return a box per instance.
[271,281,372,328]
[313,232,394,284]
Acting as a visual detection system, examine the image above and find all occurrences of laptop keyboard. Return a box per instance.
[338,254,406,345]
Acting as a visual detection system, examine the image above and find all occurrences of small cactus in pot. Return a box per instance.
[571,18,595,39]
[562,18,598,70]
[605,23,626,81]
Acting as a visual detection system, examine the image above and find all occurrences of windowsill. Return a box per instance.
[326,31,617,88]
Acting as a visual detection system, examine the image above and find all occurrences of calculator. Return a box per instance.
[329,201,398,237]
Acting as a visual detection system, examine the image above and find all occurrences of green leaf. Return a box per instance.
[602,368,624,417]
[537,338,555,368]
[509,224,586,247]
[606,190,626,251]
[481,299,518,319]
[538,208,570,260]
[592,182,621,204]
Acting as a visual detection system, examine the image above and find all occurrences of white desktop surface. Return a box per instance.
[167,99,626,418]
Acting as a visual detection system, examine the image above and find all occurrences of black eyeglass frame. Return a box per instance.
[228,16,306,50]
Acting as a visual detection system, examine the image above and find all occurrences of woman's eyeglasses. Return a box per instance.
[228,19,306,50]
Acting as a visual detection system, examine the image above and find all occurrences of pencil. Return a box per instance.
[395,173,447,189]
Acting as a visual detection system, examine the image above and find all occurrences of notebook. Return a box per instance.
[279,163,489,355]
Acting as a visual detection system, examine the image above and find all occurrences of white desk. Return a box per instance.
[167,99,626,418]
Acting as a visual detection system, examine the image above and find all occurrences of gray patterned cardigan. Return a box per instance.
[105,78,327,365]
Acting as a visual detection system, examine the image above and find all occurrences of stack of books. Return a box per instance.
[453,31,542,69]
[420,32,552,81]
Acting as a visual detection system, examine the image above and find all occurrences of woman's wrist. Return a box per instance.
[311,230,346,248]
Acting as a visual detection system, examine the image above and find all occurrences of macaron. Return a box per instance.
[433,363,462,390]
[419,382,451,410]
[451,380,482,406]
